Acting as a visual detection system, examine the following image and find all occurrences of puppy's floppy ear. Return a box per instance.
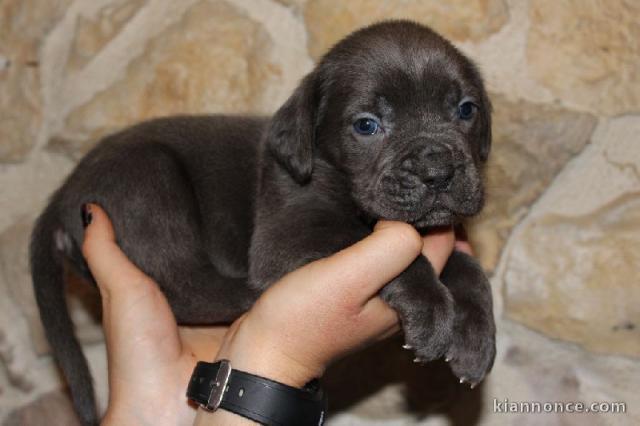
[477,93,492,162]
[267,73,319,183]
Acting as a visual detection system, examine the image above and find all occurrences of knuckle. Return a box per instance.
[80,235,94,259]
[391,222,423,254]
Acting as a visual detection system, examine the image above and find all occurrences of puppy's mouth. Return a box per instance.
[411,207,457,229]
[369,185,460,228]
[376,171,459,225]
[367,202,458,229]
[359,166,482,229]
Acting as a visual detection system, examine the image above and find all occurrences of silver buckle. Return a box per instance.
[205,359,232,411]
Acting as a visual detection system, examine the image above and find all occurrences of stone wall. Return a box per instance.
[1,0,638,424]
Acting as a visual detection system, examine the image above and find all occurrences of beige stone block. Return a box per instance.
[505,195,640,357]
[51,0,282,158]
[274,0,308,8]
[304,0,509,59]
[528,0,640,115]
[67,0,147,71]
[503,115,640,357]
[469,95,596,271]
[490,321,640,426]
[0,0,73,163]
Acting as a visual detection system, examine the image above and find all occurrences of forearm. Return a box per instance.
[191,317,319,426]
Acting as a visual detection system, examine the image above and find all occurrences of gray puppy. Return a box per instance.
[31,21,495,425]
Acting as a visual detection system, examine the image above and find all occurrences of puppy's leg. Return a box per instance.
[95,144,259,323]
[379,256,455,362]
[166,265,258,324]
[62,141,257,324]
[440,251,496,385]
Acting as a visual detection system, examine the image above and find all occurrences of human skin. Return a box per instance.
[80,204,469,426]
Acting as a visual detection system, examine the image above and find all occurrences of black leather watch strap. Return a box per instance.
[187,360,327,425]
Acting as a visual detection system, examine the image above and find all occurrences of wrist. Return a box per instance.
[215,316,322,388]
[191,356,327,426]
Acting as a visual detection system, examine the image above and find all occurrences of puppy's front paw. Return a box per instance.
[445,303,496,387]
[402,285,455,362]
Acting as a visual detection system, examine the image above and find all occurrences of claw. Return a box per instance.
[413,357,422,363]
[444,357,450,362]
[402,344,413,350]
[470,382,477,389]
[459,377,466,384]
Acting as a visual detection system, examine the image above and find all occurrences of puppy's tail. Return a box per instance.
[30,205,98,426]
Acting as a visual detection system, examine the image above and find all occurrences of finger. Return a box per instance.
[421,226,455,275]
[455,240,474,256]
[297,221,423,304]
[359,296,399,333]
[81,204,153,296]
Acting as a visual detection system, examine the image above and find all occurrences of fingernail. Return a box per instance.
[81,204,92,228]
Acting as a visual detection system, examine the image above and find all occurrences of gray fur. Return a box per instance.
[30,21,496,425]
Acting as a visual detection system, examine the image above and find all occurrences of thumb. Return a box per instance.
[299,221,423,305]
[421,226,455,275]
[81,203,153,297]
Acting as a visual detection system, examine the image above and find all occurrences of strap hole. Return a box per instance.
[238,388,244,397]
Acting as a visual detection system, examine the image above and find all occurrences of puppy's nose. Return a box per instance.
[418,143,455,191]
[423,164,455,191]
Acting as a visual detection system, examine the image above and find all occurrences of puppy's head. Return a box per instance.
[267,20,491,228]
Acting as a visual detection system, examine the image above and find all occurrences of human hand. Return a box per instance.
[199,223,460,424]
[211,223,459,389]
[81,204,226,426]
[82,203,462,425]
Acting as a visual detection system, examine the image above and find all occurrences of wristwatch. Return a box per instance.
[186,360,327,425]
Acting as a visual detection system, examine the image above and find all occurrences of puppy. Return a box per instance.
[30,20,495,425]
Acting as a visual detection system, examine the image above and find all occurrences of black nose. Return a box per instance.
[424,164,455,190]
[419,143,455,191]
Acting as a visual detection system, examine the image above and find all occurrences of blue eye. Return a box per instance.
[458,101,476,120]
[353,118,380,135]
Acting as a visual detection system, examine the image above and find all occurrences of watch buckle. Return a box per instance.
[205,359,232,411]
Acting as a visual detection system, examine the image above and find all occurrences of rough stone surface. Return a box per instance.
[503,115,640,357]
[527,0,640,115]
[0,152,73,232]
[51,0,281,158]
[304,0,509,58]
[3,390,80,426]
[468,95,597,271]
[505,195,640,357]
[2,0,640,424]
[0,0,72,162]
[275,0,308,8]
[66,0,147,71]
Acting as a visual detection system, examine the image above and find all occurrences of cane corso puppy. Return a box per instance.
[30,20,496,425]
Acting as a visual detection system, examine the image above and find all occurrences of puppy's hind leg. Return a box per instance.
[80,142,258,325]
[164,262,259,325]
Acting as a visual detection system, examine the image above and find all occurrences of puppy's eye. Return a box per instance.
[353,118,380,136]
[458,101,477,120]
